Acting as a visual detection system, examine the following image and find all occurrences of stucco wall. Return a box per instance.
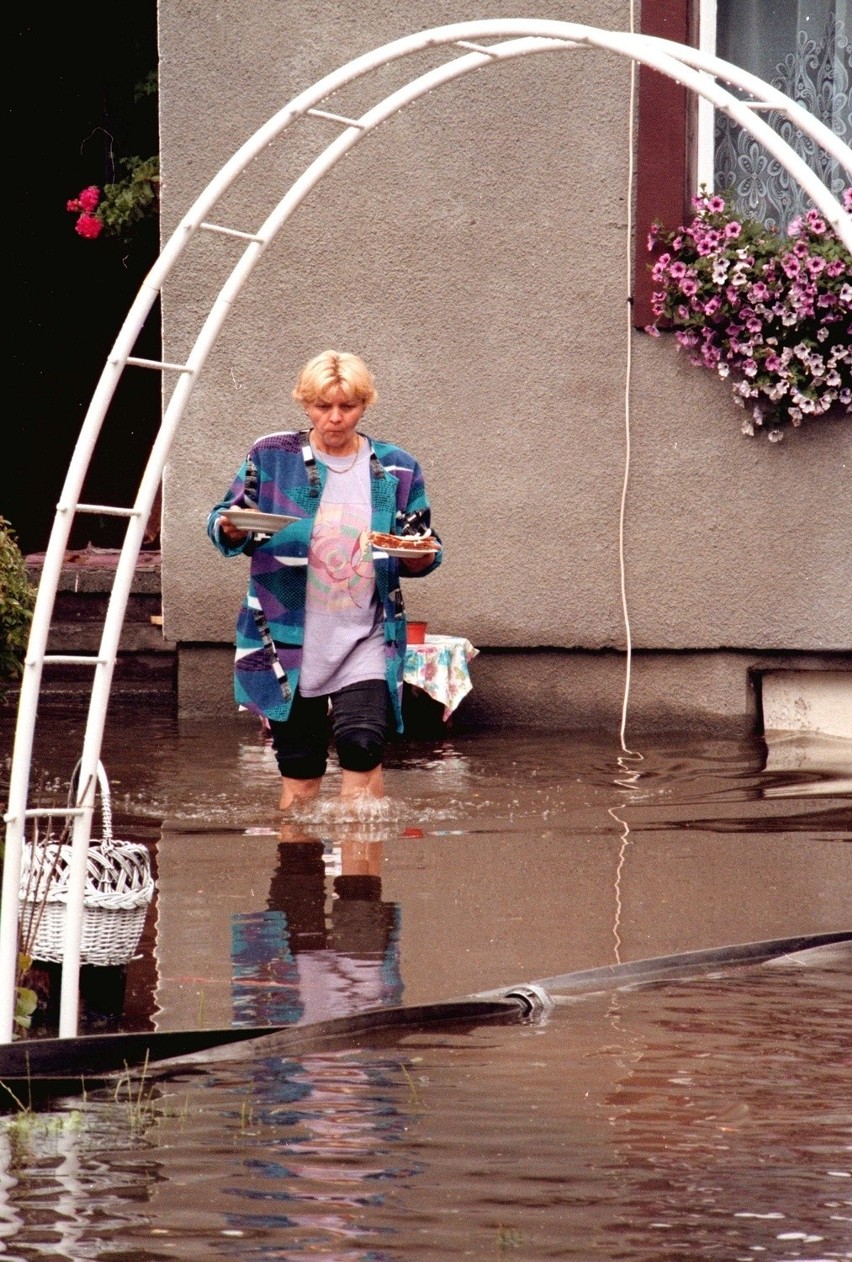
[157,2,851,725]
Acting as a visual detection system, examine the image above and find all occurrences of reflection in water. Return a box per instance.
[2,945,849,1260]
[608,749,645,965]
[2,710,851,1256]
[761,732,852,797]
[231,825,402,1027]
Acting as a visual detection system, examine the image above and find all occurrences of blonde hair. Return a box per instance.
[292,350,378,407]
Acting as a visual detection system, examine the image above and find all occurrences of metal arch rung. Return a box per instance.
[741,101,783,112]
[199,221,266,242]
[76,503,142,518]
[306,108,365,129]
[454,38,581,56]
[454,40,502,57]
[122,356,194,373]
[2,806,87,827]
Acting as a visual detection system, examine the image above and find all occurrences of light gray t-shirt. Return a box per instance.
[298,442,385,697]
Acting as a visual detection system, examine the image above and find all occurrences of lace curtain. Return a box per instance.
[714,0,850,230]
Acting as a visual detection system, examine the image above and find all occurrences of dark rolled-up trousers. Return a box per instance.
[268,679,391,780]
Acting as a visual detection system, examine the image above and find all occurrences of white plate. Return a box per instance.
[222,508,298,533]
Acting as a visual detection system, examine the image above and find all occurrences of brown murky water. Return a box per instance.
[1,701,850,1258]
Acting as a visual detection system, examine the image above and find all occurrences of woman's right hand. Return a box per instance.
[217,516,249,544]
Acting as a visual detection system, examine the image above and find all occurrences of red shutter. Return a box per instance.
[634,0,692,328]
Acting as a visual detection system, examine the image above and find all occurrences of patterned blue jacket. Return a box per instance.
[207,429,441,730]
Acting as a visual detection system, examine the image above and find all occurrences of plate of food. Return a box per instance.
[369,531,440,558]
[222,508,299,533]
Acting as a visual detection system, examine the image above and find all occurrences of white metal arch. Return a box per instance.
[2,19,849,1042]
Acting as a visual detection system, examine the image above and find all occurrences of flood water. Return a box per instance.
[0,701,850,1259]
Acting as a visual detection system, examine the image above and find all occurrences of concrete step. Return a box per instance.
[23,547,176,698]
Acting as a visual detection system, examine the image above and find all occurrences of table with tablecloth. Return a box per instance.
[403,634,479,721]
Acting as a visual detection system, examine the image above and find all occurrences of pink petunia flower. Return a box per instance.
[646,187,852,433]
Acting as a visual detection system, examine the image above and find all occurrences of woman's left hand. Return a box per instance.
[400,552,435,574]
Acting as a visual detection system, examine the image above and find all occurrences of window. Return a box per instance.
[634,0,849,324]
[700,0,850,228]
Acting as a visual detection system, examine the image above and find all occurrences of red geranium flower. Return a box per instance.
[74,213,103,240]
[77,185,101,213]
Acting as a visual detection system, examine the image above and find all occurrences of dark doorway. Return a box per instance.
[8,5,160,555]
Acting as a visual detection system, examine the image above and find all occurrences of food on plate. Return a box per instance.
[369,531,439,552]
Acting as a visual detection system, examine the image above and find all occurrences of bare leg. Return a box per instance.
[340,835,383,876]
[339,765,384,800]
[279,776,323,812]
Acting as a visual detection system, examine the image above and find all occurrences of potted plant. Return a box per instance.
[646,188,852,440]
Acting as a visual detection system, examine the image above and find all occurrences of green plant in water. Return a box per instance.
[495,1224,523,1252]
[1,1100,86,1160]
[0,517,36,687]
[14,805,73,1038]
[400,1061,423,1109]
[239,1096,255,1131]
[113,1050,158,1134]
[14,955,38,1034]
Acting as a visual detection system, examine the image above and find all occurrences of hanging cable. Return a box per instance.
[607,0,644,965]
[616,0,643,766]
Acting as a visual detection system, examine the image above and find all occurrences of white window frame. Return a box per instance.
[696,0,718,193]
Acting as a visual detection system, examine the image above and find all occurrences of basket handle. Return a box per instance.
[68,759,114,845]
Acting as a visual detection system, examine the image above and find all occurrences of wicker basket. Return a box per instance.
[19,761,155,968]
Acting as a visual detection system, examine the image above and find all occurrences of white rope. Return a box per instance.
[617,0,642,763]
[609,0,643,965]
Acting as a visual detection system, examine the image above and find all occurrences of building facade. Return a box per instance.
[157,1,851,735]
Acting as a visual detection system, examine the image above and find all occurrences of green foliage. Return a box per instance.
[0,517,36,685]
[14,952,38,1033]
[98,155,160,243]
[133,69,158,104]
[66,67,159,249]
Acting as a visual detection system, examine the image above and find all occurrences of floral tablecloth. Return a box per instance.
[403,634,479,720]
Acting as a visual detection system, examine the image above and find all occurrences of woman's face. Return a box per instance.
[304,386,366,454]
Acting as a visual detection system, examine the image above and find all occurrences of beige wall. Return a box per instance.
[157,2,851,727]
